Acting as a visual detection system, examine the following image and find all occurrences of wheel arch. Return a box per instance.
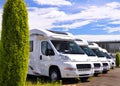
[49,65,61,77]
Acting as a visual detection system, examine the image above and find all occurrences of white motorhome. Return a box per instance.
[75,39,103,76]
[28,29,94,81]
[99,48,115,69]
[88,43,110,73]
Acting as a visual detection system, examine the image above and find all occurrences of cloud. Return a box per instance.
[28,7,66,29]
[1,1,120,34]
[33,0,72,6]
[109,20,120,24]
[77,2,120,21]
[75,35,120,41]
[28,2,120,32]
[103,27,120,33]
[106,2,120,8]
[55,20,92,29]
[27,1,120,33]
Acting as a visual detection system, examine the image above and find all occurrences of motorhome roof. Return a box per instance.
[75,39,83,41]
[75,39,88,46]
[99,48,107,53]
[30,29,74,40]
[47,30,68,35]
[88,42,99,48]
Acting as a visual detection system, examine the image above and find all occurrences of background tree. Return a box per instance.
[115,52,120,67]
[0,0,29,86]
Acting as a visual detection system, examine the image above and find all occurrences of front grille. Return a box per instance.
[103,63,108,67]
[79,74,90,76]
[76,64,91,71]
[94,63,101,68]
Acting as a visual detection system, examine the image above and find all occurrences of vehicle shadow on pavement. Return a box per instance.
[26,75,90,85]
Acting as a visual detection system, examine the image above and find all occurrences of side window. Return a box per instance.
[41,41,54,56]
[30,41,33,52]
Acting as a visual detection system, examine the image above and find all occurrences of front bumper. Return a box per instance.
[60,62,94,78]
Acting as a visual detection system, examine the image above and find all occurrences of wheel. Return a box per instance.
[94,73,99,77]
[49,68,61,82]
[80,77,89,82]
[102,70,108,74]
[111,66,114,69]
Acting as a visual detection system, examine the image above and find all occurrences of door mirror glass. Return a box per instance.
[45,49,55,56]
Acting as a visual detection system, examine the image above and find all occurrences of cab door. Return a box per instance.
[39,40,55,76]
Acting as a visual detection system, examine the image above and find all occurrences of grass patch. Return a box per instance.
[26,81,62,86]
[26,76,62,86]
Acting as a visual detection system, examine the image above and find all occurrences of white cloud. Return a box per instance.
[77,3,120,21]
[55,20,92,29]
[27,1,120,33]
[75,35,120,41]
[33,0,72,6]
[109,20,120,24]
[28,2,120,31]
[1,1,120,33]
[103,27,120,33]
[28,7,66,29]
[106,2,120,8]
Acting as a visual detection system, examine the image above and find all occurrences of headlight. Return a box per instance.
[59,54,71,61]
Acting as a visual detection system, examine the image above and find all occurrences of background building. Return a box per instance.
[95,41,120,54]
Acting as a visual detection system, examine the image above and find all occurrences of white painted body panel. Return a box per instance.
[88,43,110,71]
[28,29,94,78]
[75,39,103,74]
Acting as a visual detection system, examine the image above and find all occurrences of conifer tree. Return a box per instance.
[0,0,29,86]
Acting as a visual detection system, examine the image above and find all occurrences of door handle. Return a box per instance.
[40,55,42,60]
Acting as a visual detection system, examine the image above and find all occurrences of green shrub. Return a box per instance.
[115,52,120,67]
[0,0,29,86]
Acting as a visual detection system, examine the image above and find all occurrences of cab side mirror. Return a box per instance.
[45,49,55,56]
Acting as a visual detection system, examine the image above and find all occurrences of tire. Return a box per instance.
[49,68,61,82]
[80,77,89,82]
[102,70,108,74]
[94,73,99,77]
[102,68,109,74]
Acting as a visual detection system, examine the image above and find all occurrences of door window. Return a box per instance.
[30,41,33,52]
[41,41,54,56]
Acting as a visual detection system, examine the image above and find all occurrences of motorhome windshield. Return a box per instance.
[103,52,112,59]
[80,46,96,56]
[92,49,105,57]
[51,40,85,54]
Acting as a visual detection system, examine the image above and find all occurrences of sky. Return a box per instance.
[0,0,120,41]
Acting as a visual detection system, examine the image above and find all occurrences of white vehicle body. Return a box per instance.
[75,39,103,76]
[100,48,116,68]
[88,43,110,73]
[28,29,93,81]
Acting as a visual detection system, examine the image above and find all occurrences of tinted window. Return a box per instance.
[104,52,112,59]
[51,40,85,54]
[80,46,96,56]
[30,41,33,52]
[41,41,54,55]
[92,49,105,57]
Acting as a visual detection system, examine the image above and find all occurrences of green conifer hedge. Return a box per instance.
[0,0,29,86]
[115,52,120,67]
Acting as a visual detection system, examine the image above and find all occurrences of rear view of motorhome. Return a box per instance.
[75,39,103,76]
[28,29,94,82]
